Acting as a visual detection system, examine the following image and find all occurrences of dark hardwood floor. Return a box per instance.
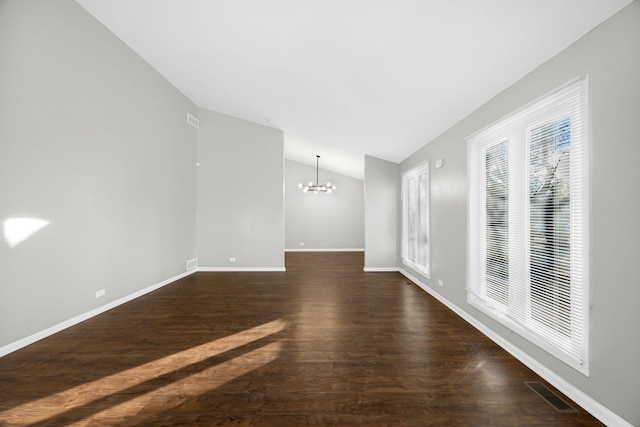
[0,252,603,426]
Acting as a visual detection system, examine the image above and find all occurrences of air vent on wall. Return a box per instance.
[186,258,198,271]
[187,113,199,129]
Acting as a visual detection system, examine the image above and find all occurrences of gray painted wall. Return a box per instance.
[0,0,198,347]
[285,159,364,251]
[398,2,640,424]
[197,109,284,269]
[2,0,638,423]
[364,155,399,270]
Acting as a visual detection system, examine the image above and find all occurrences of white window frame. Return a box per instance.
[401,162,430,278]
[467,76,590,376]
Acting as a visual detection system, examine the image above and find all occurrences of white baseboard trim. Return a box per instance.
[398,268,633,427]
[0,270,194,359]
[285,248,364,252]
[363,267,399,272]
[198,267,286,272]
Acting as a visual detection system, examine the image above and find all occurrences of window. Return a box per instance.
[467,77,590,375]
[402,162,430,278]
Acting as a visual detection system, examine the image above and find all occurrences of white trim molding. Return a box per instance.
[363,267,399,272]
[285,248,364,252]
[398,268,634,427]
[0,270,194,358]
[197,267,286,272]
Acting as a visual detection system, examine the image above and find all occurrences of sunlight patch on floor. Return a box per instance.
[0,319,286,426]
[70,341,284,425]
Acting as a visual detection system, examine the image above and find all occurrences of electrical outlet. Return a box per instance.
[299,242,305,246]
[229,257,236,262]
[438,279,444,287]
[96,289,106,298]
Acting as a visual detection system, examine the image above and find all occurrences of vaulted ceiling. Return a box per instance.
[76,0,632,179]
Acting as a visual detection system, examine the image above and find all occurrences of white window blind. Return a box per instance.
[402,162,430,278]
[467,76,590,375]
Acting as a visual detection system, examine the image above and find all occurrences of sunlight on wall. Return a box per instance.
[0,319,287,425]
[3,217,50,248]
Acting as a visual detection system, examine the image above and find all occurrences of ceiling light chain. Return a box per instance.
[298,155,336,194]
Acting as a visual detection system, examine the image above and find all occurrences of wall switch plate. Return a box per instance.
[96,289,106,298]
[435,159,444,168]
[438,279,444,287]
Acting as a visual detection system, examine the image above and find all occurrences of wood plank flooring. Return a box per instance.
[0,252,603,426]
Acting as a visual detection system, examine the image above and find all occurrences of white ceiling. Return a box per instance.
[76,0,632,179]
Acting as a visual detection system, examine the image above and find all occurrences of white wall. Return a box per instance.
[285,159,364,251]
[0,0,198,349]
[364,155,399,270]
[398,2,640,425]
[197,109,284,270]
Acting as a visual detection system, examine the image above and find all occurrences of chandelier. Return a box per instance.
[299,155,336,193]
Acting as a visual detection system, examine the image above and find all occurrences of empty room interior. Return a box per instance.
[1,0,639,425]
